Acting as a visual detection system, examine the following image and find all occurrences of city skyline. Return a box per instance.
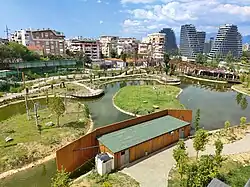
[0,0,250,40]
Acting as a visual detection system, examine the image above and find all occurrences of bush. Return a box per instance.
[51,168,71,187]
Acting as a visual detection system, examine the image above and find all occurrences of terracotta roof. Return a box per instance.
[27,45,43,51]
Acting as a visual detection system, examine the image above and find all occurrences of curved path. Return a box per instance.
[122,133,250,187]
[231,85,250,97]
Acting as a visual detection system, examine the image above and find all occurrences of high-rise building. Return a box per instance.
[159,28,178,53]
[209,24,242,59]
[11,28,65,55]
[179,24,205,59]
[197,31,206,53]
[204,37,214,54]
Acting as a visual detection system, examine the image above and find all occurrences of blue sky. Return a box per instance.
[1,0,250,40]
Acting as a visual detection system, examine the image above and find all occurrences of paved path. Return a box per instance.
[122,133,250,187]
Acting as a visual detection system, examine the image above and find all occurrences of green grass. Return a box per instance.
[114,85,184,115]
[84,170,139,187]
[0,102,89,173]
[233,84,250,95]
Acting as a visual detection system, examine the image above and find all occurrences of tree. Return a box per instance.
[215,53,222,64]
[194,109,201,132]
[164,53,170,74]
[196,53,205,64]
[49,95,65,127]
[240,116,247,129]
[173,140,189,186]
[120,52,127,62]
[51,168,71,187]
[224,120,230,133]
[214,139,224,169]
[110,49,117,58]
[225,51,234,64]
[193,129,209,160]
[83,55,92,67]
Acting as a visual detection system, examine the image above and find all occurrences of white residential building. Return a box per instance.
[99,36,118,57]
[141,33,165,59]
[116,37,138,56]
[67,37,100,60]
[10,29,30,46]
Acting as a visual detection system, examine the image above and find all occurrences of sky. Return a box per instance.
[1,0,250,40]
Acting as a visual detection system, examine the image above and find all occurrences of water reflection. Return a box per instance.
[180,77,232,92]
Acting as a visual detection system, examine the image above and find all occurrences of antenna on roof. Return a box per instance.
[4,25,11,40]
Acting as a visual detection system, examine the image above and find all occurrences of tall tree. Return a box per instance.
[195,53,205,64]
[225,51,234,64]
[120,52,127,62]
[194,109,201,132]
[164,53,170,74]
[49,95,65,127]
[173,140,189,186]
[110,49,117,58]
[193,129,209,160]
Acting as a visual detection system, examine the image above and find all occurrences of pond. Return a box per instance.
[0,78,250,187]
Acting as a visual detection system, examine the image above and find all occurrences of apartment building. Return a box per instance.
[99,36,118,57]
[159,28,178,53]
[142,33,165,59]
[138,42,150,56]
[209,24,242,59]
[67,37,100,60]
[204,37,214,54]
[180,24,205,59]
[11,28,65,55]
[116,37,138,56]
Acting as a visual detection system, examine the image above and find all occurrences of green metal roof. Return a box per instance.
[98,115,190,153]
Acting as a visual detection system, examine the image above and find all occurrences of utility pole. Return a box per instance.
[34,103,39,127]
[4,25,11,40]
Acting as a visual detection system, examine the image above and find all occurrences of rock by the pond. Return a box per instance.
[143,100,148,103]
[45,122,54,127]
[5,137,13,143]
[153,105,160,109]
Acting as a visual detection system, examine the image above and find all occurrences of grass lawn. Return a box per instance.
[114,85,184,115]
[0,101,90,173]
[233,84,250,96]
[72,170,139,187]
[168,156,250,187]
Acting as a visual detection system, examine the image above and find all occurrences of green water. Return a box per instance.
[1,79,250,187]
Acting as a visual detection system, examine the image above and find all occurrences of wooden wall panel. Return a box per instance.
[184,125,191,137]
[56,109,192,172]
[168,109,192,123]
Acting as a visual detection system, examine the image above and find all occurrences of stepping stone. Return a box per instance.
[45,121,54,127]
[153,105,160,109]
[5,137,13,143]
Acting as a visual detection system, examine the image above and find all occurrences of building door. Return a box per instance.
[120,149,130,167]
[179,129,185,139]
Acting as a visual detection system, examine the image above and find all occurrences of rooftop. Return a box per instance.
[98,115,190,153]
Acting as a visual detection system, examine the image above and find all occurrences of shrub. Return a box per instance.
[51,168,71,187]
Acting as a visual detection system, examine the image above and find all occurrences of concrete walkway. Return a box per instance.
[122,133,250,187]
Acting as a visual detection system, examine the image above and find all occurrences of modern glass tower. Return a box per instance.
[209,24,242,59]
[159,28,178,54]
[180,24,205,58]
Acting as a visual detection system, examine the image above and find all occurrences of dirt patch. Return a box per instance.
[208,125,250,145]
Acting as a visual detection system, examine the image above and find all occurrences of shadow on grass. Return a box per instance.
[0,143,18,148]
[63,121,86,128]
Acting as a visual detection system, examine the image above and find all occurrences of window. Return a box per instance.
[121,151,125,155]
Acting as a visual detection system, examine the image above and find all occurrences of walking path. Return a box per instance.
[122,133,250,187]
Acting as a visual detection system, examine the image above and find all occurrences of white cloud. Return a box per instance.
[97,0,102,3]
[99,20,104,24]
[121,0,250,36]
